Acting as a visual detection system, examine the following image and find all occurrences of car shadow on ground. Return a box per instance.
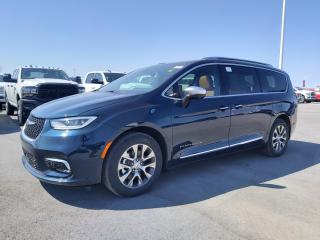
[0,112,20,135]
[42,140,320,210]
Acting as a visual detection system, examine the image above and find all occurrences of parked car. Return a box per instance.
[0,74,5,109]
[3,67,85,125]
[314,86,320,102]
[21,57,297,197]
[83,71,125,92]
[293,87,316,103]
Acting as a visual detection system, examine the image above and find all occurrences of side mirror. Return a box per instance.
[3,74,17,83]
[91,78,103,84]
[181,86,206,108]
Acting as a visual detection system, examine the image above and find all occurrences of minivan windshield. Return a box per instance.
[21,68,69,80]
[99,63,189,94]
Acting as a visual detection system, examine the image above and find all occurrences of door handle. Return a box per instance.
[234,104,243,109]
[219,106,230,111]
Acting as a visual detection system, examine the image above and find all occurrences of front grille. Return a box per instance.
[23,150,41,171]
[37,84,78,100]
[24,115,45,139]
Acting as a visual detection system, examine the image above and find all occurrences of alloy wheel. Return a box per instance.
[118,144,156,188]
[272,125,287,152]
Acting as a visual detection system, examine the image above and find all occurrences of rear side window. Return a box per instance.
[258,69,287,92]
[220,65,261,95]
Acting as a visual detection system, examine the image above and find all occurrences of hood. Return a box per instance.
[21,78,78,87]
[32,91,137,119]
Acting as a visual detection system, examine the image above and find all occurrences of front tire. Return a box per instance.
[263,118,289,157]
[17,100,27,126]
[5,98,15,116]
[102,132,163,197]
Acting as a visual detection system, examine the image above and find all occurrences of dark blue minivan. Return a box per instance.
[21,57,297,196]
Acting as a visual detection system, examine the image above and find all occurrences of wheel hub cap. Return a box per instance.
[272,125,287,152]
[118,144,156,188]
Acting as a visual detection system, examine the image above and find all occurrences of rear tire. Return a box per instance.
[102,132,163,197]
[5,98,15,116]
[263,118,289,157]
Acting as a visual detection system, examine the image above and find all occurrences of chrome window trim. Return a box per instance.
[161,62,289,100]
[180,137,263,159]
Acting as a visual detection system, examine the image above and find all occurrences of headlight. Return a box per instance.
[50,116,97,130]
[21,86,37,97]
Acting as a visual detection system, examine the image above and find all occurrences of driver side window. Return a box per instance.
[85,73,94,83]
[165,65,221,99]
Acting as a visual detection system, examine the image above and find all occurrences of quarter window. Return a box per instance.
[221,65,261,95]
[166,65,221,98]
[258,69,287,92]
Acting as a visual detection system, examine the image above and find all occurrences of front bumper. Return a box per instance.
[21,98,46,112]
[20,119,116,186]
[305,95,316,101]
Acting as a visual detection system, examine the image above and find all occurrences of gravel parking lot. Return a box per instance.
[0,103,319,240]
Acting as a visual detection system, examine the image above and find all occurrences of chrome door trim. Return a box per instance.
[180,136,263,159]
[180,145,229,159]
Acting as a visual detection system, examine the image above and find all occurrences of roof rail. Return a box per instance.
[202,57,273,67]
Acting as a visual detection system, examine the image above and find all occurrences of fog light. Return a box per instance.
[45,158,71,174]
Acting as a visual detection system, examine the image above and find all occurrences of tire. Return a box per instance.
[0,103,3,111]
[263,118,289,157]
[297,95,304,103]
[5,98,15,116]
[17,100,27,126]
[301,95,306,103]
[102,132,163,197]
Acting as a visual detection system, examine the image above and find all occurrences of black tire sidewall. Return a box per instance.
[18,100,26,126]
[103,132,163,197]
[5,99,14,115]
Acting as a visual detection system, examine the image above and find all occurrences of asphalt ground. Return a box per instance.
[0,103,319,240]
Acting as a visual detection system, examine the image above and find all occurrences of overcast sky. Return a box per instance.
[0,0,319,87]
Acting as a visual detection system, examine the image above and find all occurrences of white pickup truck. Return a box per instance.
[293,87,316,103]
[3,67,84,125]
[83,71,125,92]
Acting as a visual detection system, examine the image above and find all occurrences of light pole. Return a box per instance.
[279,0,287,70]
